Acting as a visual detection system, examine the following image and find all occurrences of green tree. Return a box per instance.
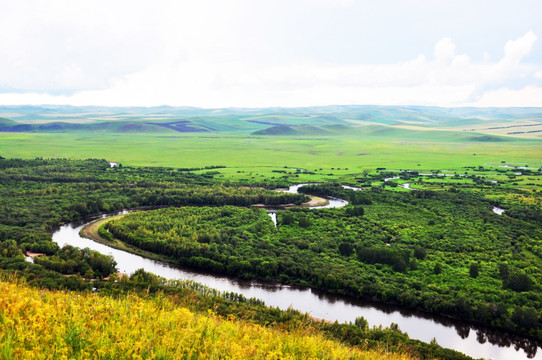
[413,246,426,260]
[354,316,369,331]
[346,206,364,217]
[84,268,95,279]
[338,242,354,257]
[298,216,310,228]
[281,212,294,225]
[504,272,534,292]
[498,263,509,279]
[512,307,539,330]
[469,263,479,278]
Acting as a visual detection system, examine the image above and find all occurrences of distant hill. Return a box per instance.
[252,124,334,136]
[0,119,214,133]
[0,117,16,127]
[1,105,541,138]
[148,120,213,132]
[469,135,511,142]
[252,125,299,135]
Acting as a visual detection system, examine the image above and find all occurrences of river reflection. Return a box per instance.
[53,205,541,360]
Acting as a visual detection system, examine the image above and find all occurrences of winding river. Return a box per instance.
[52,184,539,360]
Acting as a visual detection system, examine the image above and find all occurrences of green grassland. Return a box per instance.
[0,131,539,181]
[1,106,540,208]
[1,105,540,184]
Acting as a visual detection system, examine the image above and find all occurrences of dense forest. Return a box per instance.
[0,158,305,285]
[0,158,305,249]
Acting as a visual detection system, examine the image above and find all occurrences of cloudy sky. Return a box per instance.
[0,0,541,108]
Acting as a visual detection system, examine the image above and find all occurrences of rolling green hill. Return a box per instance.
[0,105,541,141]
[252,124,334,136]
[0,117,16,127]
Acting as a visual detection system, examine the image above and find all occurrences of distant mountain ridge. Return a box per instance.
[1,105,541,139]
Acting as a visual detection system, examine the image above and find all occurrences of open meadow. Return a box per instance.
[0,130,540,183]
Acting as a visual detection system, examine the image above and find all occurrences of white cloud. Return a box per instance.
[0,0,540,108]
[434,38,456,62]
[33,32,539,107]
[488,31,538,83]
[504,31,537,62]
[308,0,355,8]
[472,86,542,107]
[0,0,245,92]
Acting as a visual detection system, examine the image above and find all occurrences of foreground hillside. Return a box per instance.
[0,279,412,360]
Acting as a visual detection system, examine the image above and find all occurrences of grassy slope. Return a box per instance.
[0,279,411,360]
[0,117,16,126]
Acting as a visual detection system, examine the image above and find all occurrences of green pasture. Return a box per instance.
[0,132,539,181]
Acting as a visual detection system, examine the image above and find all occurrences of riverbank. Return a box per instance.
[301,195,329,207]
[79,213,180,266]
[252,194,329,209]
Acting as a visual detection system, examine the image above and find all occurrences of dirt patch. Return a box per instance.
[301,195,329,207]
[80,214,128,243]
[253,195,329,209]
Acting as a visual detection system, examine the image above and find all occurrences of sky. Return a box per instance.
[0,0,541,108]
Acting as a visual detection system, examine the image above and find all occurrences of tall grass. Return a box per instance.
[0,280,412,359]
